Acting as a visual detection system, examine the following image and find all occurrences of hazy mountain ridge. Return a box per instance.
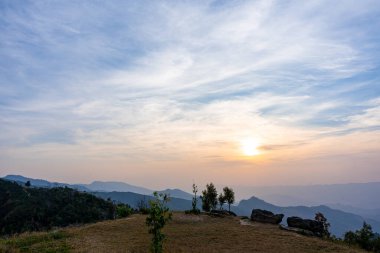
[2,175,193,199]
[238,182,380,210]
[80,181,153,195]
[3,175,91,192]
[156,188,193,200]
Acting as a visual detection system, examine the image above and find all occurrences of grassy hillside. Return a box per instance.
[0,213,365,253]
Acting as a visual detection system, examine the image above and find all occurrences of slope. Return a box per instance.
[0,213,365,253]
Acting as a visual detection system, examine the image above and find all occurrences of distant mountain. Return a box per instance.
[236,182,380,210]
[237,196,380,237]
[93,191,199,211]
[2,175,195,199]
[327,203,380,223]
[156,188,193,200]
[3,175,90,192]
[2,175,154,195]
[81,181,153,195]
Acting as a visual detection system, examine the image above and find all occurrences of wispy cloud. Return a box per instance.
[1,0,380,187]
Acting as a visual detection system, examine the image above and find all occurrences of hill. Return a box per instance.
[0,179,115,235]
[237,196,380,237]
[0,213,365,253]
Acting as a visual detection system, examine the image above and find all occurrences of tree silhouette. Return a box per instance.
[191,183,200,214]
[201,183,218,212]
[223,187,235,212]
[218,193,225,210]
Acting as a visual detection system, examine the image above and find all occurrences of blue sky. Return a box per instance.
[1,0,380,189]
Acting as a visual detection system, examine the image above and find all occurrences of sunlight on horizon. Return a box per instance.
[240,138,261,157]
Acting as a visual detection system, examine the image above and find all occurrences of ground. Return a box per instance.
[0,213,365,253]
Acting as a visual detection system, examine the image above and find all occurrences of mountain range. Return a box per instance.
[3,175,192,200]
[3,174,380,237]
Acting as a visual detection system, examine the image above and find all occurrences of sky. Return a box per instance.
[1,0,380,191]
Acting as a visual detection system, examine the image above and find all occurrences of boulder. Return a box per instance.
[287,216,324,236]
[210,210,237,216]
[250,209,284,224]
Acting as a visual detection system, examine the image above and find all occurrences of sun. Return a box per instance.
[240,139,261,156]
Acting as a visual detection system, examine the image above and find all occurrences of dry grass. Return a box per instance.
[1,213,365,253]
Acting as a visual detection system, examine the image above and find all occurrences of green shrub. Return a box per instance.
[116,204,132,218]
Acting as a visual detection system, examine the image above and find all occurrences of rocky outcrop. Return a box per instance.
[287,216,324,236]
[250,209,284,224]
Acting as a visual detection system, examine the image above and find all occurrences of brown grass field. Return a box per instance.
[0,213,365,253]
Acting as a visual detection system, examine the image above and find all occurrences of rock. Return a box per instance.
[250,209,284,224]
[210,210,237,216]
[287,216,324,236]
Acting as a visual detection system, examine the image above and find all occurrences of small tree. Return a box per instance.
[191,183,200,214]
[25,181,31,187]
[218,193,225,210]
[201,183,218,212]
[146,192,172,253]
[223,187,235,212]
[315,212,330,238]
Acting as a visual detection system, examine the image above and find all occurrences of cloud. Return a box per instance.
[0,0,380,185]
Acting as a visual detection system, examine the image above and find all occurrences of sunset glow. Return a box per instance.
[240,139,261,157]
[0,1,379,190]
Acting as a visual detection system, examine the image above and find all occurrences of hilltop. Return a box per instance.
[0,213,365,253]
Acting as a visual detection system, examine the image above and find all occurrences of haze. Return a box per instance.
[1,0,380,191]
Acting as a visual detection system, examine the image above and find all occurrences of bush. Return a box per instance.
[116,204,132,218]
[344,222,377,252]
